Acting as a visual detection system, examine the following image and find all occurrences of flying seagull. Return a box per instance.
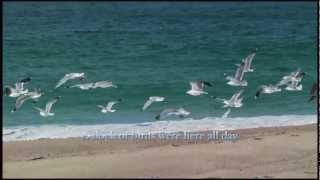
[216,90,244,108]
[55,72,85,89]
[97,99,121,113]
[186,81,212,96]
[225,62,248,87]
[255,84,282,99]
[142,96,165,111]
[5,77,31,98]
[34,96,60,117]
[155,108,190,120]
[12,88,42,112]
[68,81,117,90]
[309,82,317,102]
[277,69,305,87]
[241,50,257,72]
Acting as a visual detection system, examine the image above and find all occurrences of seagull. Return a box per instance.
[241,50,257,72]
[216,90,244,108]
[55,72,85,89]
[186,81,212,96]
[221,108,231,118]
[12,88,43,112]
[142,96,165,111]
[277,69,306,87]
[285,80,302,91]
[255,84,282,99]
[225,62,248,87]
[97,100,121,113]
[68,81,117,90]
[4,77,31,98]
[309,82,317,102]
[34,96,60,117]
[155,108,190,120]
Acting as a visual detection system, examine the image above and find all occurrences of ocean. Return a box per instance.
[3,2,317,141]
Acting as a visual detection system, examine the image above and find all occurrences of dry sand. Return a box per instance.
[3,124,317,178]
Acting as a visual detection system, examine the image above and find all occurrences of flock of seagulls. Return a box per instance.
[4,50,317,119]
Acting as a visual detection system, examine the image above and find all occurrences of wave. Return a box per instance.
[3,114,316,142]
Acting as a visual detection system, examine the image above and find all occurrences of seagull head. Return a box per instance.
[4,87,11,96]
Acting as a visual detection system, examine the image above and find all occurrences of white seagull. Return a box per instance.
[155,108,190,120]
[225,62,248,87]
[69,81,117,90]
[186,81,212,96]
[5,77,31,98]
[216,90,244,108]
[142,96,165,111]
[242,51,256,72]
[255,84,282,99]
[34,96,60,117]
[55,72,85,89]
[12,88,43,112]
[97,100,120,113]
[277,69,305,87]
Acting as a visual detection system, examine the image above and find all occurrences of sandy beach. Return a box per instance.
[3,124,317,178]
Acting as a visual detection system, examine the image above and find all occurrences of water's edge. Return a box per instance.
[3,114,316,142]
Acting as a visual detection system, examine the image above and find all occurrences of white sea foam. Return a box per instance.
[3,114,317,142]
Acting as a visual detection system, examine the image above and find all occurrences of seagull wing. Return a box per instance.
[190,81,202,91]
[45,98,59,113]
[222,108,231,118]
[55,74,71,89]
[97,105,105,109]
[246,53,256,69]
[107,101,117,110]
[142,99,154,111]
[14,93,32,110]
[234,62,245,81]
[230,90,243,102]
[71,83,93,90]
[15,82,24,91]
[34,107,43,112]
[158,109,175,118]
[94,81,113,88]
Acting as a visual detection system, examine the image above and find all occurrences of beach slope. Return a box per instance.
[3,124,317,178]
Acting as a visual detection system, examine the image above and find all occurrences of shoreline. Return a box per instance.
[3,124,317,178]
[3,114,317,142]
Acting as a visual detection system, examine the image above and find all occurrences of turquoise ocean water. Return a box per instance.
[3,2,317,141]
